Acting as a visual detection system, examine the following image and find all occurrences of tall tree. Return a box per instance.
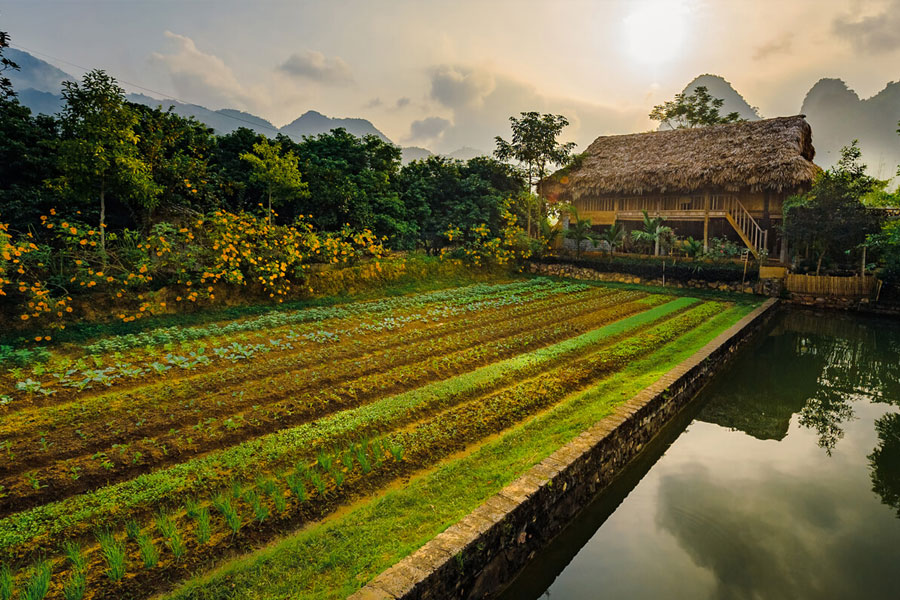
[1,29,19,100]
[784,142,883,274]
[55,70,158,261]
[649,86,744,129]
[240,138,309,225]
[494,112,576,236]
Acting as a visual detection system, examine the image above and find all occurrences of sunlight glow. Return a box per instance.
[623,0,691,66]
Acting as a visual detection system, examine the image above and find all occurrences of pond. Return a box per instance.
[500,308,900,600]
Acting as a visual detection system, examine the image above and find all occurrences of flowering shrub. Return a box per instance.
[0,210,387,329]
[441,202,531,268]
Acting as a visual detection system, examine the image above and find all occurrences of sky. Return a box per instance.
[2,0,900,153]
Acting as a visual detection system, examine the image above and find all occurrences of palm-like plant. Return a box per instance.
[681,236,705,258]
[564,207,597,260]
[536,217,561,257]
[631,210,672,256]
[596,222,625,256]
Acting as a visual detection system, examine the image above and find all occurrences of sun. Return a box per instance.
[622,0,691,66]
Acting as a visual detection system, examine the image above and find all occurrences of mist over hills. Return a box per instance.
[6,48,898,175]
[677,73,899,175]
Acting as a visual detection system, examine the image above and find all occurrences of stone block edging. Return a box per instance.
[350,298,780,600]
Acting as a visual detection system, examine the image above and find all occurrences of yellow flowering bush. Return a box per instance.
[0,210,388,328]
[440,202,531,268]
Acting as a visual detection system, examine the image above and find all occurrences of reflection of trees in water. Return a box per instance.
[870,412,900,518]
[798,388,856,455]
[703,310,900,453]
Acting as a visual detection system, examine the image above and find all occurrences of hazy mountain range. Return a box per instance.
[6,49,899,175]
[680,74,900,176]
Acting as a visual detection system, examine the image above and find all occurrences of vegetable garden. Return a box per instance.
[0,277,755,600]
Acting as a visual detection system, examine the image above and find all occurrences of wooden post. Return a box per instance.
[703,192,710,251]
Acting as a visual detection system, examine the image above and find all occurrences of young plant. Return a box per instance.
[195,507,212,545]
[62,570,86,600]
[213,494,242,535]
[124,518,141,541]
[0,564,11,600]
[257,478,286,513]
[340,450,355,471]
[307,470,327,497]
[63,542,87,572]
[285,474,307,503]
[155,512,186,559]
[136,533,159,568]
[354,444,372,474]
[243,489,269,523]
[316,451,332,472]
[96,530,126,581]
[22,561,52,600]
[387,440,405,462]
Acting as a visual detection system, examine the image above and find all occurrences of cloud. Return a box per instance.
[408,116,451,142]
[429,65,496,108]
[151,31,253,109]
[753,35,793,60]
[278,50,354,85]
[833,0,900,53]
[365,97,383,108]
[421,64,647,154]
[395,97,411,109]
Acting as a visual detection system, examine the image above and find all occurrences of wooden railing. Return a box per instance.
[722,196,767,258]
[785,274,878,297]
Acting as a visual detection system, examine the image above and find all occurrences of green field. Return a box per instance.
[0,278,757,600]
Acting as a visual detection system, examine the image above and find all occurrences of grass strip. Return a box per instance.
[163,302,756,600]
[0,297,694,556]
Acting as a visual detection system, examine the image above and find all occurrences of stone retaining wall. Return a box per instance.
[350,298,780,600]
[528,262,758,294]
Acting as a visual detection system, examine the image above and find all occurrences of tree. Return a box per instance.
[240,138,308,225]
[55,70,158,262]
[783,142,883,274]
[130,103,219,227]
[280,129,406,240]
[564,207,597,260]
[631,211,673,256]
[494,112,576,236]
[649,86,744,129]
[0,30,19,100]
[596,222,625,256]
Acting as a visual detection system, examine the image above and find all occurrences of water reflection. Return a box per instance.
[870,412,900,518]
[502,309,900,600]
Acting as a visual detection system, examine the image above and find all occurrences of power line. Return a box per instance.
[9,42,302,140]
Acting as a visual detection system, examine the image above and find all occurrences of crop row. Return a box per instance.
[0,297,699,559]
[2,280,594,406]
[1,293,655,513]
[0,286,632,456]
[0,299,724,600]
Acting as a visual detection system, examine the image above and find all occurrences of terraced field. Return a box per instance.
[0,278,755,600]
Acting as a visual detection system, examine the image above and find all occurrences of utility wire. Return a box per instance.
[9,42,303,140]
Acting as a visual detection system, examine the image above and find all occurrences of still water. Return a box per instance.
[501,309,900,600]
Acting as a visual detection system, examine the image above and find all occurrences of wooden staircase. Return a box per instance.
[722,196,768,258]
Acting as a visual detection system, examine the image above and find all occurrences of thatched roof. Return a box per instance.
[543,115,820,200]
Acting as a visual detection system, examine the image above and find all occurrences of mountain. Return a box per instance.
[400,146,433,164]
[6,49,393,143]
[447,146,486,161]
[280,110,390,142]
[801,78,900,175]
[5,48,72,95]
[669,74,761,129]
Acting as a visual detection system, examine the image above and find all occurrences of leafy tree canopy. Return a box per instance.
[649,86,744,129]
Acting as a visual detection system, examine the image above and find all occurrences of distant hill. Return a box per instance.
[6,49,393,143]
[280,110,390,142]
[447,146,487,161]
[801,78,900,175]
[5,48,71,95]
[400,146,433,164]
